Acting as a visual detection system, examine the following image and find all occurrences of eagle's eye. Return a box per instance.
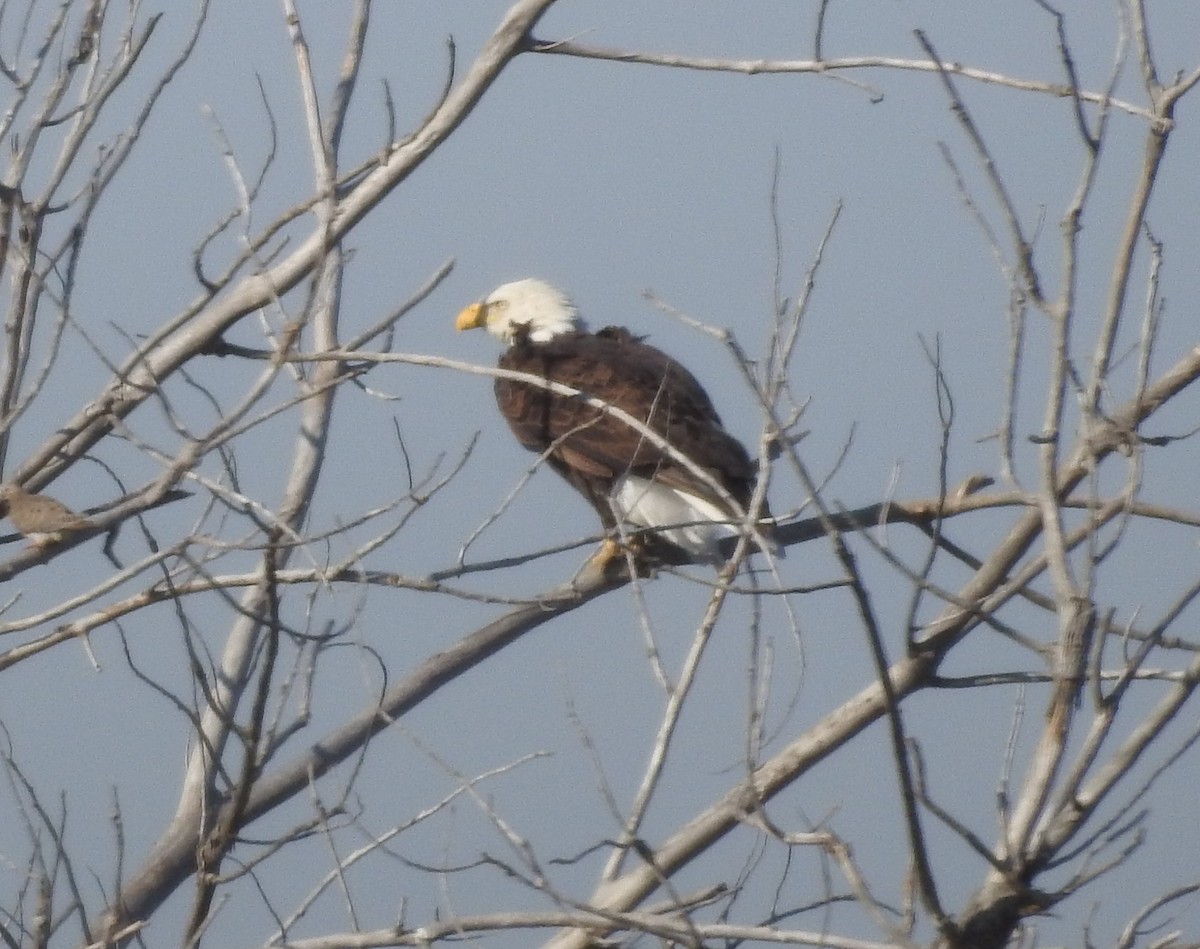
[489,299,509,312]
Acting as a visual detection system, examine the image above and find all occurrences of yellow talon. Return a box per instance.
[581,535,669,582]
[588,537,627,576]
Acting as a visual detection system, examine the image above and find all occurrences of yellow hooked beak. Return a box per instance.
[455,301,488,332]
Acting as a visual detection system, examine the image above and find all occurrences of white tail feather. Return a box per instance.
[611,474,777,564]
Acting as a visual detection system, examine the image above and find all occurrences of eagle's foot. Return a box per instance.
[593,537,635,580]
[579,536,658,583]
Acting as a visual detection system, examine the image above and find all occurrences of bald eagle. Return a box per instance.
[456,278,780,566]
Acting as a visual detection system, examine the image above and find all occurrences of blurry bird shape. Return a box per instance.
[0,482,93,550]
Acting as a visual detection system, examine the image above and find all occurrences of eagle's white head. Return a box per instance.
[456,278,584,344]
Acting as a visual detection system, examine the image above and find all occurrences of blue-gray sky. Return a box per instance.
[2,2,1199,946]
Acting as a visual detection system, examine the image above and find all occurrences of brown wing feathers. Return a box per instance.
[495,327,761,524]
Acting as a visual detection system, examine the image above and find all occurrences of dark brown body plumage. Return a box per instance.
[495,326,769,556]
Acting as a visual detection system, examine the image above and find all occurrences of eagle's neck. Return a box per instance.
[505,312,584,344]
